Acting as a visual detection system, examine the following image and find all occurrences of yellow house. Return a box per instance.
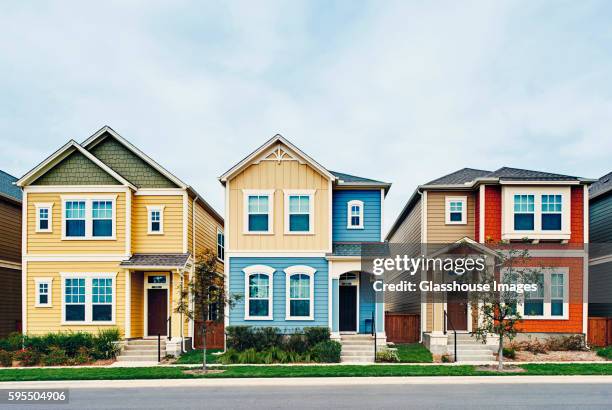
[17,126,224,358]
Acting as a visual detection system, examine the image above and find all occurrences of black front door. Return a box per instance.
[147,289,168,336]
[339,286,357,332]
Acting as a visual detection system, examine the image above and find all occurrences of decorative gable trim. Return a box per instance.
[16,140,136,189]
[82,126,188,189]
[219,134,336,183]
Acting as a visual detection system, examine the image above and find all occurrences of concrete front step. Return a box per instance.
[126,339,167,346]
[116,355,160,362]
[124,345,161,351]
[340,356,375,363]
[119,350,164,356]
[341,350,376,356]
[341,345,375,351]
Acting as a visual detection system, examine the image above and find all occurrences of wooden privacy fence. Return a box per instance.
[385,313,420,343]
[588,317,612,347]
[194,321,224,349]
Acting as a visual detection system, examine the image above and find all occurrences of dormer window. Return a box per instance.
[541,195,562,231]
[347,200,364,229]
[513,195,535,230]
[445,197,467,225]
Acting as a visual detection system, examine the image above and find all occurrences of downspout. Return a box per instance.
[191,196,199,351]
[417,188,425,343]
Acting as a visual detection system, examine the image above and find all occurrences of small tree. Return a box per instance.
[175,249,238,371]
[471,244,542,370]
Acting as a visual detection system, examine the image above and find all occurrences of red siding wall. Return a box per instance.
[483,185,501,242]
[474,189,480,242]
[569,186,584,244]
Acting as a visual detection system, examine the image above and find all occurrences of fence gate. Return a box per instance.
[385,313,420,343]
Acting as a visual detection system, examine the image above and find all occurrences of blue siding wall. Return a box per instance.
[332,190,382,242]
[590,194,612,243]
[358,272,375,333]
[228,257,328,332]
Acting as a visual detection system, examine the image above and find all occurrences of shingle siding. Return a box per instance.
[32,151,121,185]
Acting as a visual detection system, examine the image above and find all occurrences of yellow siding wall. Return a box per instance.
[26,192,127,254]
[131,195,184,253]
[192,199,224,272]
[130,271,144,338]
[26,261,125,335]
[228,154,330,251]
[426,191,476,243]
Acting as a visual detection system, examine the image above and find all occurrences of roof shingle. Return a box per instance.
[120,253,190,268]
[590,171,612,199]
[0,170,22,202]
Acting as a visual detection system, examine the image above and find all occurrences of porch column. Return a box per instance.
[331,278,339,339]
[124,269,131,339]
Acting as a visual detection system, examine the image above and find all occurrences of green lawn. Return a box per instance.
[596,346,612,360]
[175,349,223,364]
[394,343,433,363]
[1,363,612,381]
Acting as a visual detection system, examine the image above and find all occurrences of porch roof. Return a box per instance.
[120,253,191,270]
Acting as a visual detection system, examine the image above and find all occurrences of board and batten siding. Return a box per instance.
[26,191,127,254]
[426,191,476,243]
[131,195,183,253]
[332,189,381,242]
[228,257,328,332]
[25,261,125,335]
[228,157,330,252]
[0,199,21,263]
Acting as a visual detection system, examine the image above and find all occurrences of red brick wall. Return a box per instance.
[515,257,584,334]
[569,186,584,244]
[483,185,501,242]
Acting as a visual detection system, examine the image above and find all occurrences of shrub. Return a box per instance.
[597,346,612,360]
[546,335,585,351]
[441,354,451,363]
[502,347,516,359]
[303,327,330,348]
[285,333,308,353]
[72,347,92,365]
[0,350,13,367]
[92,329,121,359]
[311,340,341,363]
[217,348,240,364]
[255,327,283,350]
[226,326,255,351]
[13,349,40,366]
[41,347,69,366]
[512,338,548,355]
[376,348,399,363]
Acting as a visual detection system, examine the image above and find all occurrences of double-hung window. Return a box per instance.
[550,273,565,316]
[35,278,52,307]
[347,200,364,229]
[284,190,314,234]
[284,265,315,320]
[524,273,544,316]
[147,205,164,234]
[217,228,224,261]
[62,196,116,239]
[513,194,535,230]
[244,190,274,233]
[35,203,53,233]
[507,268,569,319]
[445,197,467,224]
[243,265,274,320]
[62,273,116,324]
[541,195,562,231]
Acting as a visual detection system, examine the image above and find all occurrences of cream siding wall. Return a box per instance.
[130,271,144,338]
[131,195,183,253]
[228,158,330,251]
[426,191,476,243]
[26,192,127,254]
[26,261,126,335]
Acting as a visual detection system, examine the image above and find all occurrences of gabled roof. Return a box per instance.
[219,134,336,183]
[590,171,612,200]
[0,170,22,203]
[486,167,582,181]
[331,171,391,193]
[16,140,136,189]
[82,126,188,189]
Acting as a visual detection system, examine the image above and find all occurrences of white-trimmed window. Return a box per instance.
[35,203,53,233]
[445,197,467,224]
[284,265,315,320]
[61,272,116,324]
[513,194,535,231]
[62,196,117,240]
[243,190,274,234]
[347,200,364,229]
[243,265,275,320]
[541,194,562,231]
[147,205,165,234]
[504,268,569,319]
[217,228,224,261]
[284,190,314,234]
[35,278,53,307]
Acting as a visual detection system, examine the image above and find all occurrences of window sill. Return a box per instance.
[445,221,467,225]
[522,315,569,320]
[35,304,53,308]
[147,232,164,235]
[242,231,274,235]
[346,226,364,230]
[35,230,53,234]
[502,232,570,240]
[62,236,117,241]
[61,321,116,325]
[244,316,273,321]
[284,231,315,235]
[285,316,314,321]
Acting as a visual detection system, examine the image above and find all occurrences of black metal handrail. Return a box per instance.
[167,316,172,340]
[157,333,162,362]
[371,311,377,360]
[443,310,457,362]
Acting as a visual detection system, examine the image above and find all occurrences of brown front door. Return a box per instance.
[147,289,167,336]
[446,291,468,331]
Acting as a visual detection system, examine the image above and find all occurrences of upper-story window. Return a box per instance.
[284,190,314,234]
[217,228,224,261]
[513,194,535,230]
[147,205,164,234]
[62,196,116,240]
[541,195,562,230]
[445,197,467,225]
[243,190,274,234]
[35,203,53,233]
[347,200,364,229]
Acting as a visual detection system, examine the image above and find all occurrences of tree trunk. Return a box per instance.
[497,334,504,371]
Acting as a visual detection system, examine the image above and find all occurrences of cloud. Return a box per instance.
[1,0,611,232]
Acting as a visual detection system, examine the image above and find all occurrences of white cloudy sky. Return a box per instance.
[1,0,611,233]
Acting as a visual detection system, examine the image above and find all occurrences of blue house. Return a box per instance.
[219,135,390,352]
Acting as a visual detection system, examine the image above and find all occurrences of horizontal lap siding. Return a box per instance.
[26,261,125,336]
[427,191,476,243]
[131,195,183,253]
[359,272,375,333]
[0,267,21,337]
[194,200,224,273]
[130,271,144,338]
[26,192,126,254]
[333,190,381,242]
[0,200,21,263]
[228,257,328,332]
[589,195,612,243]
